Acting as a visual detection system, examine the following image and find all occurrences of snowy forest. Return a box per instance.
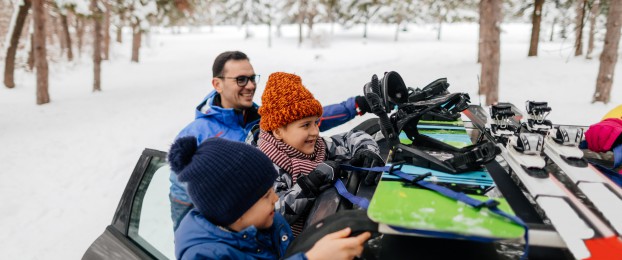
[3,2,622,259]
[0,0,620,105]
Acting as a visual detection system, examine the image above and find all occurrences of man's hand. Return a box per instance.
[355,96,372,116]
[305,228,371,260]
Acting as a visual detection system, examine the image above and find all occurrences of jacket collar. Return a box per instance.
[181,209,276,250]
[195,90,260,127]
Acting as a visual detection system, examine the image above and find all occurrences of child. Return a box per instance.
[169,136,371,260]
[257,72,383,235]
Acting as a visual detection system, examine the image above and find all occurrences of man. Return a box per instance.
[169,51,372,229]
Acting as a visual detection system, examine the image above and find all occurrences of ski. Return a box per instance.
[520,101,622,235]
[464,104,622,259]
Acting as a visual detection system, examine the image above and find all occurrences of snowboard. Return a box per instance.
[367,118,525,240]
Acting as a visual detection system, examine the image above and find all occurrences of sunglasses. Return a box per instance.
[217,74,260,87]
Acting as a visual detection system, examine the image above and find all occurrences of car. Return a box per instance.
[84,120,592,260]
[83,149,175,259]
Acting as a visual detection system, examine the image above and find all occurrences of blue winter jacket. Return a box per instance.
[175,209,307,260]
[170,90,359,204]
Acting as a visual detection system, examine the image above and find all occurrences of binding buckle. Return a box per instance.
[475,199,500,209]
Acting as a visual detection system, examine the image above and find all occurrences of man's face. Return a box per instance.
[213,59,256,110]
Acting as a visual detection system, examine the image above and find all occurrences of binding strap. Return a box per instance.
[334,179,370,209]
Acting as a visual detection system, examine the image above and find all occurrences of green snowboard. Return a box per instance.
[367,119,525,240]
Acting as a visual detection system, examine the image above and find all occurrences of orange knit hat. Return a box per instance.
[259,72,323,131]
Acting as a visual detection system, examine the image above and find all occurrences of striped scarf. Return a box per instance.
[258,130,326,183]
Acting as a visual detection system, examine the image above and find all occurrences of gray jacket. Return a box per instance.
[271,130,380,224]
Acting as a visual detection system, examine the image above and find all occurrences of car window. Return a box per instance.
[127,156,175,259]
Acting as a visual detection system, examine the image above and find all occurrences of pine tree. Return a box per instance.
[4,0,31,89]
[33,0,50,104]
[528,0,545,56]
[593,0,622,103]
[586,0,601,59]
[338,0,384,38]
[124,0,156,62]
[574,0,588,56]
[91,0,102,91]
[480,0,502,105]
[377,0,417,42]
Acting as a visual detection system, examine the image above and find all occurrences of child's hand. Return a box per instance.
[305,227,371,260]
[350,149,385,186]
[298,162,339,196]
[350,149,384,167]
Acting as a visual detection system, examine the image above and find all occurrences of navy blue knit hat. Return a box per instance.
[168,136,278,226]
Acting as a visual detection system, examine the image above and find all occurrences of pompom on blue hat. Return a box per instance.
[168,136,278,226]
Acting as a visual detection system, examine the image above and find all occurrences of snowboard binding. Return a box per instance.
[395,92,471,143]
[364,74,399,146]
[408,78,450,102]
[523,101,553,134]
[363,72,500,174]
[407,78,462,121]
[392,93,498,173]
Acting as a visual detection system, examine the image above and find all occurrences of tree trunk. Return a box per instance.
[131,22,141,62]
[268,22,272,48]
[33,0,50,105]
[76,16,85,56]
[586,0,600,59]
[297,0,306,46]
[27,32,34,71]
[478,0,484,63]
[307,14,314,39]
[4,0,31,88]
[561,13,569,39]
[437,5,443,41]
[395,21,400,42]
[244,21,250,39]
[55,11,66,54]
[60,11,73,61]
[363,17,368,38]
[297,12,303,46]
[480,0,502,105]
[103,0,110,60]
[528,0,544,56]
[550,17,556,41]
[593,0,622,104]
[575,0,587,56]
[437,15,443,41]
[92,0,102,91]
[46,7,56,46]
[116,24,122,43]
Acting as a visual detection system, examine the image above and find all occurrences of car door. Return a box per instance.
[83,149,175,259]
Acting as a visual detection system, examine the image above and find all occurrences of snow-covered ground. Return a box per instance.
[0,23,620,259]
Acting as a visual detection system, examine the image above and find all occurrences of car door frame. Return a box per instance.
[83,148,169,260]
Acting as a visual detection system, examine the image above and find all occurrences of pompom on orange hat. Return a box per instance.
[259,72,323,131]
